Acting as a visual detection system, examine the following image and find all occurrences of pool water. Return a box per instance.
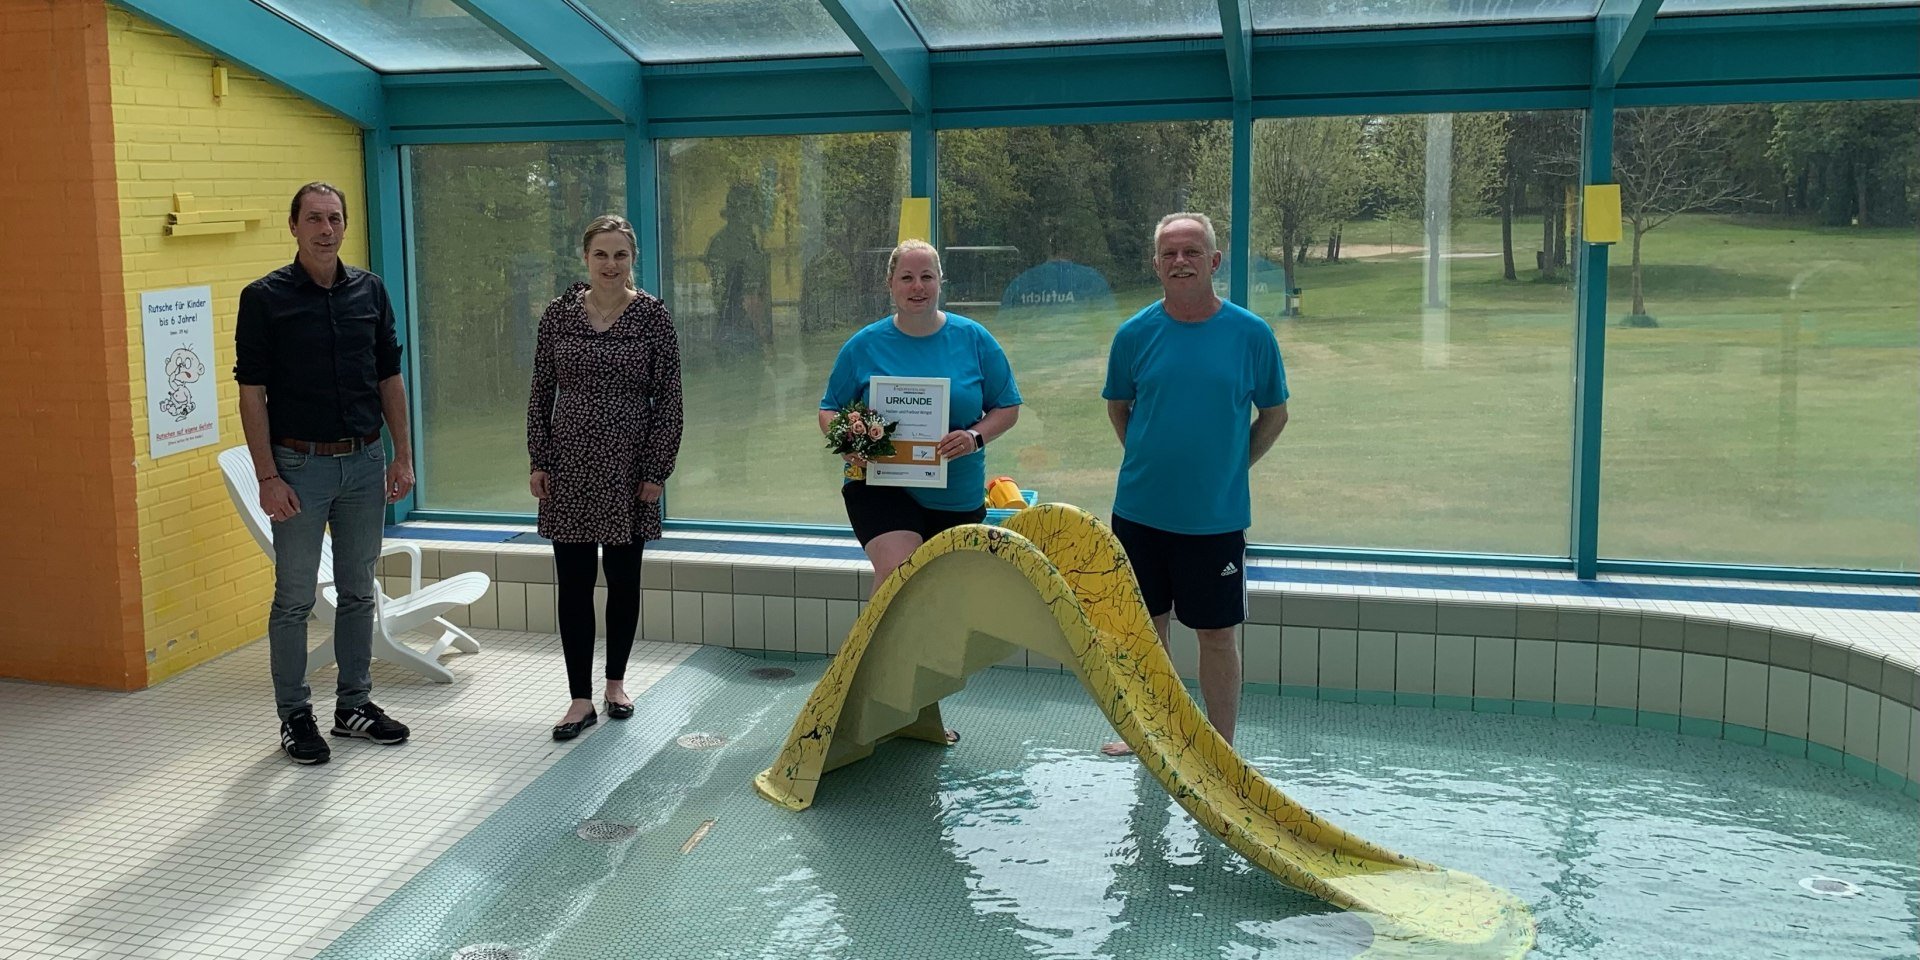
[321,648,1918,960]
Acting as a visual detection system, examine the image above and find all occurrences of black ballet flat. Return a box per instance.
[606,699,634,720]
[552,708,598,741]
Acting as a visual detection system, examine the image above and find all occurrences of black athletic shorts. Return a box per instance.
[1111,514,1247,630]
[842,481,987,547]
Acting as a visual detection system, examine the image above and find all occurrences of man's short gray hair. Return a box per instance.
[1153,212,1218,253]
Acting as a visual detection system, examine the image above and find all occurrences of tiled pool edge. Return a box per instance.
[385,544,1920,799]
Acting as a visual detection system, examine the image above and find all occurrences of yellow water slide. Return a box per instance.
[754,504,1535,959]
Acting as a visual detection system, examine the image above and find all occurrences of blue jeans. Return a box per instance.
[267,442,386,721]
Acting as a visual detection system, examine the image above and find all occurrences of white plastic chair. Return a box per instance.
[218,445,487,683]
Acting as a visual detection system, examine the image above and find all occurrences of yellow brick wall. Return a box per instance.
[108,11,368,684]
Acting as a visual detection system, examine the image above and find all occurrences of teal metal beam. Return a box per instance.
[1622,7,1917,92]
[372,11,1911,135]
[1219,0,1254,102]
[1228,100,1251,308]
[363,129,414,520]
[1594,0,1664,89]
[446,0,644,123]
[385,73,614,131]
[1220,0,1253,307]
[110,0,382,128]
[628,124,660,296]
[818,0,932,115]
[1570,87,1615,580]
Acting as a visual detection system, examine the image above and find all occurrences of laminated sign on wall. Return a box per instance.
[141,285,219,458]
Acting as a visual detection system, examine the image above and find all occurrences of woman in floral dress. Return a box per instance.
[528,215,682,740]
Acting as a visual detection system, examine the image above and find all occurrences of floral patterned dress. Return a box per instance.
[527,282,683,545]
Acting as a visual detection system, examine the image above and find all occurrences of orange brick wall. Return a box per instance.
[0,0,146,688]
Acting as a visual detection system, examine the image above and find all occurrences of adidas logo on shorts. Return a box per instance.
[1220,561,1238,577]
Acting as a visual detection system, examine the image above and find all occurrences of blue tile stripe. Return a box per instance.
[386,525,1918,613]
[1243,566,1918,613]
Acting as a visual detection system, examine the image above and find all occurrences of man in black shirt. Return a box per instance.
[235,182,416,765]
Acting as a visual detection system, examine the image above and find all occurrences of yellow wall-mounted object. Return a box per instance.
[1583,183,1622,244]
[164,192,266,237]
[211,64,228,100]
[896,196,931,245]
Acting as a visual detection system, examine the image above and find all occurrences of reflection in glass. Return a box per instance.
[659,134,909,524]
[900,0,1219,49]
[1253,0,1599,32]
[1601,102,1919,570]
[408,141,626,512]
[565,0,855,62]
[251,0,533,72]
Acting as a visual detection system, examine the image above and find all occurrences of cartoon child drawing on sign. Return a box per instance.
[158,347,204,421]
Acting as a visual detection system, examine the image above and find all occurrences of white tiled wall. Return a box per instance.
[1475,636,1515,701]
[1681,653,1726,721]
[1555,643,1598,706]
[1638,649,1682,716]
[426,545,1918,791]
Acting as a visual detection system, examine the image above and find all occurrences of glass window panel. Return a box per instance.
[1601,102,1919,571]
[409,141,627,512]
[251,0,534,72]
[1247,112,1582,554]
[936,122,1231,526]
[1254,0,1599,32]
[660,133,908,524]
[566,0,855,62]
[901,0,1219,49]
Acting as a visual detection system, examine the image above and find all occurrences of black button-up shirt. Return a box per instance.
[234,260,403,441]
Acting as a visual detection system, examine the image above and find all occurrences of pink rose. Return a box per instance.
[867,423,884,440]
[847,411,863,427]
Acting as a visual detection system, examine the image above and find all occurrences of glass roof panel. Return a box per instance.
[565,0,857,63]
[899,0,1221,50]
[1253,0,1601,33]
[1659,0,1910,12]
[251,0,535,72]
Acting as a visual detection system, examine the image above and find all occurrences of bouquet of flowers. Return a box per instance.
[824,400,897,481]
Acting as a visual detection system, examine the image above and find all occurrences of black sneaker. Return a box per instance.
[332,702,410,745]
[281,708,331,765]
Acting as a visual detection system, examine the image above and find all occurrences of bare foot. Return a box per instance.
[1099,740,1134,757]
[944,728,961,745]
[557,698,595,725]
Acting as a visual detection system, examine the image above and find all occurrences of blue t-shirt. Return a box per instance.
[1102,299,1289,535]
[821,314,1022,512]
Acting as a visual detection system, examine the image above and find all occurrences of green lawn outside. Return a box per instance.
[416,214,1917,572]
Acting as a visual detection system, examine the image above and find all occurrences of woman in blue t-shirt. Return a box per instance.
[820,239,1023,605]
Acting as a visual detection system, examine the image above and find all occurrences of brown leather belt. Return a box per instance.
[277,434,380,456]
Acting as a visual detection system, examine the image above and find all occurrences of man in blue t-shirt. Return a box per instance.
[1100,212,1290,756]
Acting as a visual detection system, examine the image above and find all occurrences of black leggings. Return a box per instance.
[552,541,642,700]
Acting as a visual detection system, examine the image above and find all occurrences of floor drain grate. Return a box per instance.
[749,667,796,680]
[1800,876,1862,897]
[676,732,729,750]
[575,819,637,843]
[452,945,523,960]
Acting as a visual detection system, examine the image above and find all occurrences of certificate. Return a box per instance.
[865,376,949,488]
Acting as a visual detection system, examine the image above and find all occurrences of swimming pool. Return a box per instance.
[321,647,1918,960]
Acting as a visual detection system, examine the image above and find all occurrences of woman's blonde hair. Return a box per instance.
[886,238,942,279]
[581,214,639,257]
